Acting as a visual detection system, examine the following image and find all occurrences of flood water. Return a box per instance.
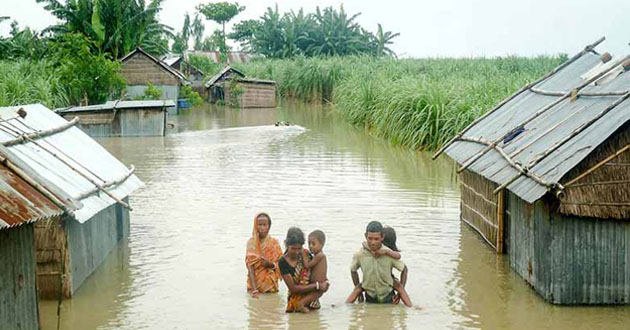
[40,102,630,329]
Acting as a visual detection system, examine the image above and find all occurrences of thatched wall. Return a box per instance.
[34,216,71,299]
[224,82,277,108]
[121,52,179,86]
[460,169,501,250]
[560,122,630,219]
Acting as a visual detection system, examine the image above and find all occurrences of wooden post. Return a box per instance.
[496,189,505,254]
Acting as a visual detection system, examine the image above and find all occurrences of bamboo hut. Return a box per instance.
[434,37,630,304]
[120,48,190,115]
[205,67,277,108]
[55,100,174,137]
[0,104,143,299]
[0,160,64,330]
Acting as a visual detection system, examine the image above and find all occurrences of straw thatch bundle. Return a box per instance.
[560,123,630,219]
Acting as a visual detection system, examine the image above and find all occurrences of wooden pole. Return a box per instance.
[432,36,606,160]
[2,117,79,147]
[564,144,630,186]
[496,189,505,254]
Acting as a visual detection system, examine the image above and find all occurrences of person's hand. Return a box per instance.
[319,281,330,292]
[374,249,387,257]
[261,258,273,268]
[392,293,401,305]
[250,289,260,298]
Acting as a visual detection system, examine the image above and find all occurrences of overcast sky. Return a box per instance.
[1,0,629,58]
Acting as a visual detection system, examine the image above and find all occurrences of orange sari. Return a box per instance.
[246,213,283,293]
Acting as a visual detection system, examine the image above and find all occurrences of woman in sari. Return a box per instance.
[278,227,329,312]
[246,212,283,298]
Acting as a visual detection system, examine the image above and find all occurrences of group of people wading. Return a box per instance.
[245,212,414,313]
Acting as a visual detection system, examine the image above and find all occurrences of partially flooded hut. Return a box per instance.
[205,67,277,108]
[162,55,205,92]
[0,161,64,330]
[55,100,174,137]
[0,104,143,299]
[120,48,190,115]
[435,38,630,304]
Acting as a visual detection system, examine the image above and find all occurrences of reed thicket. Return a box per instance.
[0,60,69,108]
[234,55,566,150]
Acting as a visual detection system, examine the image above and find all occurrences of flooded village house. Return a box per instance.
[437,38,630,304]
[205,66,277,108]
[120,48,190,114]
[162,55,205,94]
[0,104,143,305]
[0,160,64,330]
[55,100,175,137]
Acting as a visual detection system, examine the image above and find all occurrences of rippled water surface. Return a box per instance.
[40,102,630,329]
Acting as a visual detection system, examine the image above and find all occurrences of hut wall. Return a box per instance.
[0,225,39,330]
[66,199,130,297]
[460,169,501,250]
[64,109,167,137]
[506,191,630,304]
[559,124,630,219]
[224,82,277,108]
[121,52,180,110]
[35,217,71,299]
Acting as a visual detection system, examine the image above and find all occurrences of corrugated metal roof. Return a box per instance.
[55,100,176,113]
[445,50,630,204]
[205,66,245,88]
[0,161,64,230]
[0,104,144,223]
[186,51,254,64]
[238,78,276,85]
[161,56,182,67]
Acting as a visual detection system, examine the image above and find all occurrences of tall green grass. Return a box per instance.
[235,55,566,150]
[0,60,69,108]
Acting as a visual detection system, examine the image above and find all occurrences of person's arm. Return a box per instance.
[400,266,408,287]
[303,253,324,269]
[351,270,360,287]
[378,249,401,259]
[247,264,259,297]
[282,274,327,294]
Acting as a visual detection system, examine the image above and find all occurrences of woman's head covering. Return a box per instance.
[252,212,271,251]
[382,226,399,252]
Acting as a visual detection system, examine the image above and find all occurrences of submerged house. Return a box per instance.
[55,100,175,137]
[162,55,205,92]
[120,48,190,115]
[0,104,143,299]
[436,38,630,304]
[205,66,277,108]
[0,162,64,330]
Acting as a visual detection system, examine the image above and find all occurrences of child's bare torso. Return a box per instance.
[310,252,328,283]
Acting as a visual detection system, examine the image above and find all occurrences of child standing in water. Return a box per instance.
[350,226,414,307]
[301,230,329,309]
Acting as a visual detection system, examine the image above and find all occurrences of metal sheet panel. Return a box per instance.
[0,104,144,223]
[0,162,63,230]
[56,100,175,113]
[446,52,630,203]
[0,225,39,330]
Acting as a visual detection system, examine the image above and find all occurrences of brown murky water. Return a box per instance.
[40,102,630,329]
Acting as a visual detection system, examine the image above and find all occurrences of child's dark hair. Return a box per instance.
[309,230,326,246]
[285,227,305,247]
[382,226,399,252]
